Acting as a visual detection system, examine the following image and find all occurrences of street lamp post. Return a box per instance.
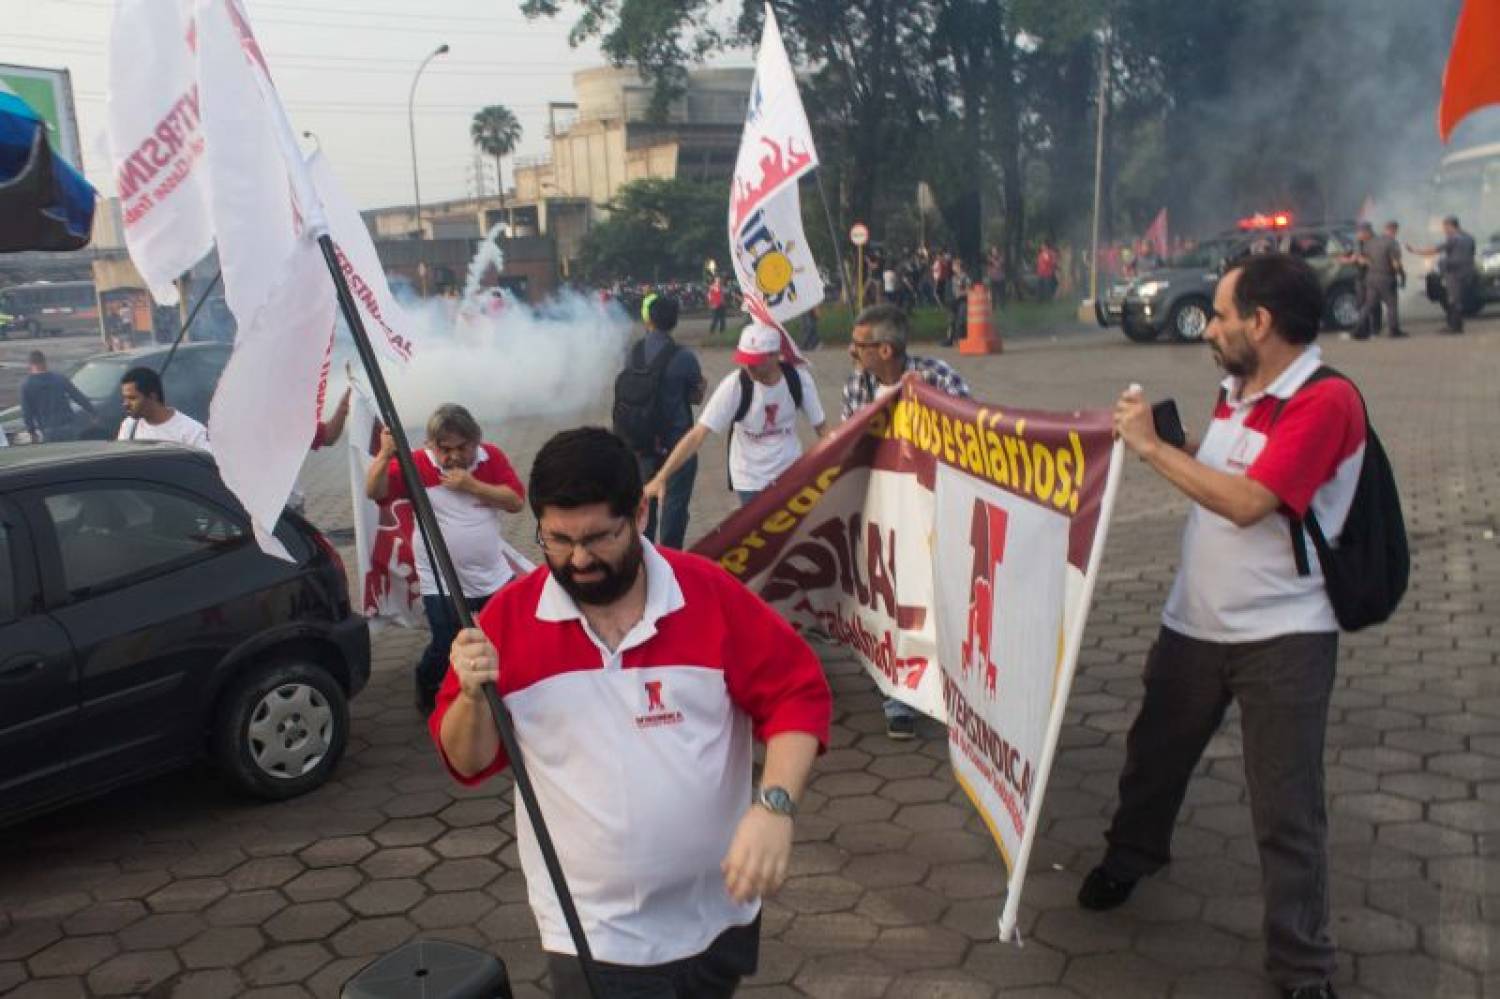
[408,42,449,297]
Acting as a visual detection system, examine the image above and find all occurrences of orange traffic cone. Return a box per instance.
[959,283,1001,354]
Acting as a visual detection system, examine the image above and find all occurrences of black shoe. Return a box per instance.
[1077,865,1137,911]
[1284,985,1338,999]
[1390,330,1408,338]
[885,714,917,740]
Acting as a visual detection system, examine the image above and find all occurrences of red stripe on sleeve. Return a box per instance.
[1246,378,1366,517]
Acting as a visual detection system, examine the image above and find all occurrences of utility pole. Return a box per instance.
[1084,20,1111,318]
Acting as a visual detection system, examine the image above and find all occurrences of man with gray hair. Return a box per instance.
[365,403,526,715]
[842,303,971,739]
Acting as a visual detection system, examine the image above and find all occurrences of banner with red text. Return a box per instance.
[693,375,1124,942]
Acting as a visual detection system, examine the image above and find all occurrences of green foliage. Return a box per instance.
[577,177,728,281]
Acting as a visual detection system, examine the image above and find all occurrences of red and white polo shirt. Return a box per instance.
[1163,347,1366,642]
[428,542,832,966]
[383,443,524,598]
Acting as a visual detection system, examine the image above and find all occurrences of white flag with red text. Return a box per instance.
[728,4,824,358]
[106,0,212,305]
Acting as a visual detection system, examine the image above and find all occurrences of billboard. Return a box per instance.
[0,63,83,170]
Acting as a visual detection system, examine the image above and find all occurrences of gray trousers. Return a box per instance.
[1102,627,1338,988]
[1356,278,1400,337]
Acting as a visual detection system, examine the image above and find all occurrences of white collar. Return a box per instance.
[1221,345,1322,406]
[535,538,686,654]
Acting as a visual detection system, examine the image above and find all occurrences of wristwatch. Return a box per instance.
[754,785,797,818]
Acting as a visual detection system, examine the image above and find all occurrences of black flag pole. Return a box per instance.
[314,234,606,999]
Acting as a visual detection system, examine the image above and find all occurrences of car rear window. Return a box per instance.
[43,485,246,598]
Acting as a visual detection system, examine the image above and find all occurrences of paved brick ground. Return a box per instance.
[0,307,1495,997]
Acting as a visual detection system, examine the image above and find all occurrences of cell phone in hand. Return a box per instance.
[1151,399,1187,449]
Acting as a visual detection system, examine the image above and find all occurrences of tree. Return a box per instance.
[470,105,523,221]
[577,177,728,281]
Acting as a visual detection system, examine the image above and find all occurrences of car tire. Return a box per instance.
[1122,320,1158,343]
[213,658,348,800]
[1167,297,1211,342]
[1325,283,1360,330]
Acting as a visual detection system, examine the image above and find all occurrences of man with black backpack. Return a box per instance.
[612,295,705,549]
[1078,253,1406,999]
[644,323,827,510]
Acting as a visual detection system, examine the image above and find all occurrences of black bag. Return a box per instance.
[1276,366,1409,631]
[726,362,804,489]
[611,339,679,453]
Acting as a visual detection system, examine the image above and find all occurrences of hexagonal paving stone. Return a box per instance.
[145,876,230,913]
[26,935,119,978]
[180,925,266,969]
[283,866,364,903]
[432,825,510,860]
[264,901,353,943]
[855,885,950,928]
[370,817,447,847]
[787,911,880,952]
[1356,952,1478,997]
[1376,821,1476,858]
[961,937,1067,987]
[843,852,930,889]
[297,835,377,869]
[346,878,428,917]
[226,856,306,892]
[119,912,203,950]
[240,942,333,987]
[328,915,419,958]
[86,949,181,997]
[206,889,290,928]
[91,870,171,902]
[169,969,245,998]
[832,821,913,856]
[410,889,497,930]
[61,899,146,936]
[359,846,438,879]
[422,856,504,893]
[791,951,894,998]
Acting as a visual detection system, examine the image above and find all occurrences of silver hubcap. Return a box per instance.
[1177,305,1208,340]
[1332,292,1359,328]
[247,683,333,779]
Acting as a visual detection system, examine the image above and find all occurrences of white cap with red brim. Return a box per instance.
[734,323,782,366]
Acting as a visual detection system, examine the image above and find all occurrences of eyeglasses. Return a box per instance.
[536,518,629,558]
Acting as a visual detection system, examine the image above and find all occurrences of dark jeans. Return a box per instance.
[548,916,759,999]
[639,452,697,550]
[1102,627,1338,988]
[709,306,727,334]
[417,591,492,705]
[1442,272,1471,332]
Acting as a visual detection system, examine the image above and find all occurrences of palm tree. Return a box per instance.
[470,105,522,228]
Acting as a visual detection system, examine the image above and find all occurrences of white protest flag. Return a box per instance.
[193,0,336,559]
[106,0,213,305]
[310,152,416,365]
[729,4,825,353]
[346,382,421,630]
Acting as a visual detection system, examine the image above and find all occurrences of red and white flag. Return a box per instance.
[728,4,824,361]
[106,0,212,305]
[108,0,416,558]
[1144,207,1169,262]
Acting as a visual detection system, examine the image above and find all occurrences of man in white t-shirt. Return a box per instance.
[116,366,210,450]
[644,323,827,509]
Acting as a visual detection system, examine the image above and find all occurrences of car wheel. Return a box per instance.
[1168,298,1211,342]
[1122,319,1158,343]
[1325,284,1360,330]
[213,659,348,800]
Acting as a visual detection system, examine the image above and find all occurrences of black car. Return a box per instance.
[0,342,231,445]
[1101,222,1364,343]
[0,442,369,827]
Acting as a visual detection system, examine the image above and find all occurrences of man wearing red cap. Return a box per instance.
[645,323,827,509]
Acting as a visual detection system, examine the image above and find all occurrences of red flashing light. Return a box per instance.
[1237,211,1294,231]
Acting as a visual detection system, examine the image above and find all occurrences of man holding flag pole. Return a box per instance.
[107,2,609,994]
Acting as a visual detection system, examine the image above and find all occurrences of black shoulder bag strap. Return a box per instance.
[1274,365,1345,577]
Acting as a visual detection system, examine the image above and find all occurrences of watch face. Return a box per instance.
[760,787,794,815]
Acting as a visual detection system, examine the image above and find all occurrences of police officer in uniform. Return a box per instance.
[1347,222,1406,339]
[1409,215,1477,333]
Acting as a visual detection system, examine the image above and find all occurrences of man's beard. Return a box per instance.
[550,531,644,606]
[1211,336,1257,380]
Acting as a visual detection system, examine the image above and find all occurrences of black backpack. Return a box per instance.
[726,362,804,489]
[612,339,679,453]
[1274,366,1409,631]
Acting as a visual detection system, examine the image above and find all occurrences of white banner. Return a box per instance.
[106,0,212,305]
[194,0,335,559]
[694,378,1124,942]
[729,4,824,336]
[346,384,422,630]
[311,152,416,365]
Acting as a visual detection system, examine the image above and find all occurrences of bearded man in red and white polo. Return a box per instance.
[434,427,831,998]
[365,403,525,716]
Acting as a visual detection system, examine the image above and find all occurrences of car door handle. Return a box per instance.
[0,656,47,681]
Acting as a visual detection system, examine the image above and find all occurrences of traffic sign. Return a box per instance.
[849,222,869,247]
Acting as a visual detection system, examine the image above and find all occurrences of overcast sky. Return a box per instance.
[2,0,749,211]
